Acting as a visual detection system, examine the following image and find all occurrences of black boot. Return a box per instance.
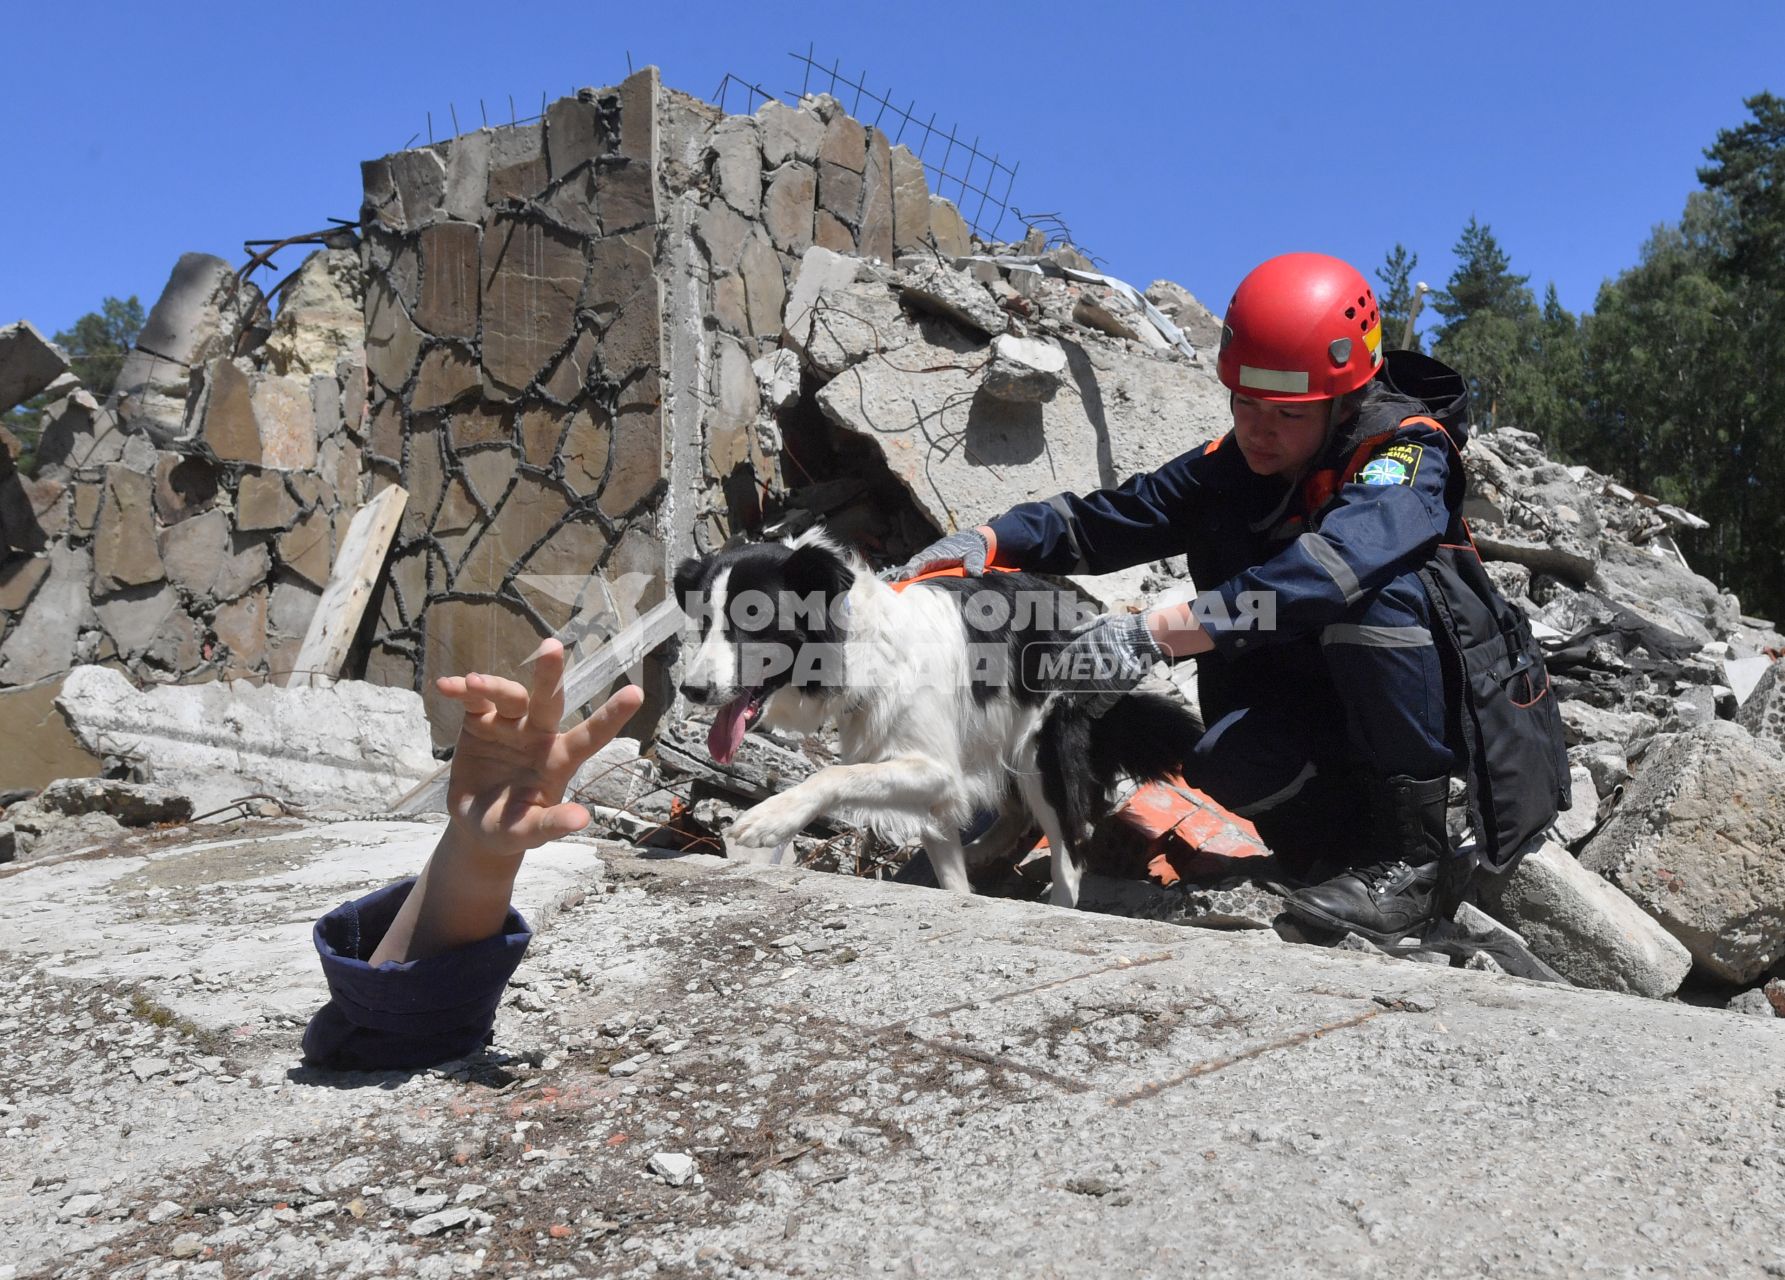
[1283,774,1455,945]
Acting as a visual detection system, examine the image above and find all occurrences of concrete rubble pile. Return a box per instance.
[2,71,1782,1022]
[0,244,373,780]
[3,67,1785,1280]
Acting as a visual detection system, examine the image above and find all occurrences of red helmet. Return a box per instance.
[1216,253,1383,402]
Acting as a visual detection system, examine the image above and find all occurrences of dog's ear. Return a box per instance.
[783,541,853,602]
[672,557,705,615]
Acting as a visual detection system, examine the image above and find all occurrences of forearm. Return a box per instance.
[367,823,523,965]
[1145,600,1216,660]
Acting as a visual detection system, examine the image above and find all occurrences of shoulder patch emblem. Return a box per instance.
[1356,442,1424,487]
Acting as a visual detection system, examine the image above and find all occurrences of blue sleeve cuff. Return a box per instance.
[1194,585,1270,658]
[301,878,532,1071]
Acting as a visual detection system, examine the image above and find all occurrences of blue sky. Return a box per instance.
[2,1,1779,340]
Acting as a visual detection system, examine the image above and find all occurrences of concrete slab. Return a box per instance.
[1,823,1781,1277]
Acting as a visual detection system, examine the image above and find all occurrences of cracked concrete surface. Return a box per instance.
[3,819,1783,1278]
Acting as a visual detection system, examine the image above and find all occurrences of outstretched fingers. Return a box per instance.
[559,684,646,770]
[524,639,569,734]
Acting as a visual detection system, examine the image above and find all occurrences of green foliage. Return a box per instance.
[1,295,144,467]
[54,295,144,398]
[1432,218,1533,325]
[1429,219,1551,433]
[1419,94,1785,621]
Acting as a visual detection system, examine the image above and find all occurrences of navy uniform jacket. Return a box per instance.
[984,381,1463,724]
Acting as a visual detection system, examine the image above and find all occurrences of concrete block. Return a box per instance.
[56,664,438,814]
[1478,839,1692,997]
[0,320,70,413]
[1552,765,1600,845]
[782,246,873,360]
[1581,722,1785,984]
[752,349,801,411]
[35,777,193,825]
[1559,699,1660,747]
[981,334,1067,403]
[1735,659,1784,756]
[810,278,1229,537]
[900,260,1006,336]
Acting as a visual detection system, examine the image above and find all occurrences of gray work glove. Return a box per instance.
[1043,612,1165,715]
[880,527,991,582]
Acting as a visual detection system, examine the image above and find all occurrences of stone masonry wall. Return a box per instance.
[358,70,967,747]
[0,248,367,704]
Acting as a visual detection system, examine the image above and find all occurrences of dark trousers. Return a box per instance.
[1181,572,1455,873]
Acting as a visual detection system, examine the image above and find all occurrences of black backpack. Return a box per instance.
[1382,350,1573,874]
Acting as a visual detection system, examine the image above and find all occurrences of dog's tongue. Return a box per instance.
[707,691,754,764]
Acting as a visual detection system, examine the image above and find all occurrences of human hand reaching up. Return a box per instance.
[434,638,646,860]
[365,639,644,967]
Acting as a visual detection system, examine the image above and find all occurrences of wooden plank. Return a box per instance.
[388,596,685,816]
[286,485,408,689]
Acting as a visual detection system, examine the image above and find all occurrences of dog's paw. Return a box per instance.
[727,794,814,852]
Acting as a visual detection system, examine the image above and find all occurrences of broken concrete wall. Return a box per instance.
[353,75,981,747]
[662,90,977,559]
[352,69,673,749]
[0,247,368,735]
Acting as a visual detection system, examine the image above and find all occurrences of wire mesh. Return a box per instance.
[405,50,1026,243]
[715,47,1022,243]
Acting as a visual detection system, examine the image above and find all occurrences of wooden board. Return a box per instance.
[285,485,408,688]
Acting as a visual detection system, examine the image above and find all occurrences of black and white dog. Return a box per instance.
[672,529,1202,907]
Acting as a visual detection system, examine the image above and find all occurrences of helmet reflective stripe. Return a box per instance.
[1238,365,1310,395]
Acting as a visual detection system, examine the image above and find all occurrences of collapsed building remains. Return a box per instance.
[1,68,1782,1015]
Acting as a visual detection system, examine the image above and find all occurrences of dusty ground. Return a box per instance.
[2,817,1782,1278]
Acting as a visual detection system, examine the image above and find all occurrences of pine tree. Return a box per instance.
[1375,244,1424,353]
[1430,219,1539,431]
[1432,218,1534,330]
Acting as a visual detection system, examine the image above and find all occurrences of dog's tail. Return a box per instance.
[1035,690,1205,867]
